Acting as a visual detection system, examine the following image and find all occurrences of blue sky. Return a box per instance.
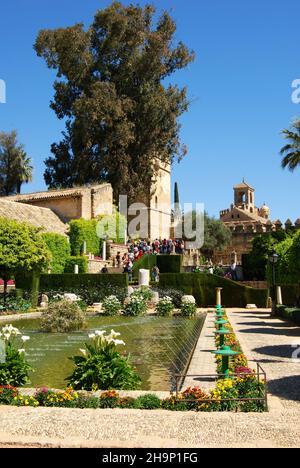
[0,0,299,222]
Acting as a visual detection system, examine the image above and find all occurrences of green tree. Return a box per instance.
[34,2,194,202]
[0,131,33,195]
[0,218,50,300]
[243,231,291,281]
[41,232,71,273]
[184,212,232,258]
[280,118,300,171]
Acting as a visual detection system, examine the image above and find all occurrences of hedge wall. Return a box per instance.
[276,305,300,325]
[40,273,128,290]
[132,255,157,278]
[39,273,128,305]
[41,233,71,274]
[157,255,182,274]
[64,257,88,274]
[280,284,300,307]
[159,273,269,308]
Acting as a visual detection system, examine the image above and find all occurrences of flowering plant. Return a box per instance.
[180,302,197,317]
[156,297,174,317]
[0,325,33,387]
[123,295,147,316]
[67,330,141,391]
[102,295,122,316]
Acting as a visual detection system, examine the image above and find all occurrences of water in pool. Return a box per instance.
[10,315,205,391]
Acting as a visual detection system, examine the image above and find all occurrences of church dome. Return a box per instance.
[260,204,270,219]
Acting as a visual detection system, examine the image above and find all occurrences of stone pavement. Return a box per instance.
[0,309,299,448]
[184,311,217,390]
[227,309,300,408]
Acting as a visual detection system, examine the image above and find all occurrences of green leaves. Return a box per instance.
[35,2,194,201]
[0,218,51,283]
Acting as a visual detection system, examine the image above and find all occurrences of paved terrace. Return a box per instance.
[0,309,299,448]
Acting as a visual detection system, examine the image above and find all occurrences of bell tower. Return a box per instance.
[234,180,255,214]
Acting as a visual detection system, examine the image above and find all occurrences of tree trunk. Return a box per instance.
[3,278,8,305]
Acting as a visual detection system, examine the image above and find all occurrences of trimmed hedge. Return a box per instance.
[132,255,157,279]
[64,257,88,274]
[40,273,129,305]
[276,305,300,325]
[157,255,182,274]
[280,284,300,307]
[159,273,269,308]
[40,273,128,291]
[132,255,182,278]
[42,233,71,274]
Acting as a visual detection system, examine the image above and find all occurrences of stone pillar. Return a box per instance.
[277,286,283,306]
[102,241,107,262]
[74,264,79,275]
[139,269,150,287]
[216,288,223,307]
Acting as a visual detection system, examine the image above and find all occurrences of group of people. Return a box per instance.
[108,238,185,281]
[126,238,185,258]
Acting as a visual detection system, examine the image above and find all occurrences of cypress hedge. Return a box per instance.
[69,219,100,256]
[159,273,269,308]
[280,284,300,307]
[64,257,88,274]
[40,273,128,290]
[157,255,182,274]
[41,233,71,274]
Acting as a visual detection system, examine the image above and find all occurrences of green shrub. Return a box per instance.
[157,255,182,274]
[123,295,147,316]
[181,301,197,317]
[40,299,86,333]
[0,325,33,387]
[134,394,161,410]
[42,233,71,274]
[64,257,88,274]
[0,297,31,314]
[153,287,184,307]
[276,306,300,325]
[102,295,122,316]
[156,297,174,317]
[131,287,153,302]
[159,273,269,308]
[67,330,141,391]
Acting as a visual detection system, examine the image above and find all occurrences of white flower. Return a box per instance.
[79,348,87,356]
[3,333,11,341]
[18,349,25,354]
[88,334,96,340]
[108,329,121,339]
[113,340,125,346]
[95,330,106,337]
[21,336,30,343]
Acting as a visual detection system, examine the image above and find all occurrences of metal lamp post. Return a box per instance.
[269,249,279,316]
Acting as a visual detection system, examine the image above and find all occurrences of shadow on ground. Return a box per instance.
[253,345,300,359]
[268,375,300,401]
[238,327,300,337]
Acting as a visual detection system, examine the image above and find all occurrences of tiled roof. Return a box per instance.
[0,200,67,236]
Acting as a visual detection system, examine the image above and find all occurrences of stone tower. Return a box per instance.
[148,161,171,240]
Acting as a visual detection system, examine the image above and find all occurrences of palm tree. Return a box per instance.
[0,130,33,195]
[280,119,300,171]
[15,150,33,194]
